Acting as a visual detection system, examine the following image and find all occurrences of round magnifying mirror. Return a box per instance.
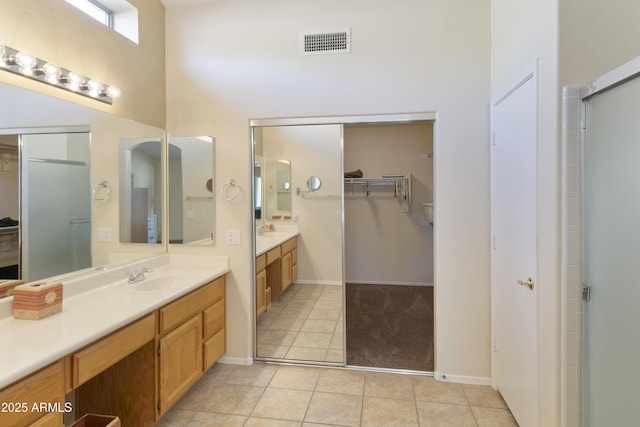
[307,176,321,191]
[282,181,290,190]
[206,178,213,192]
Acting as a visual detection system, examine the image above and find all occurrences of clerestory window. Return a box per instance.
[64,0,139,44]
[65,0,113,28]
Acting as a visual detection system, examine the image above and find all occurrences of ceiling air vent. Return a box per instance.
[301,29,351,55]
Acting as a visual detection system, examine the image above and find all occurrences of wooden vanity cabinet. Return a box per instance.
[0,360,65,427]
[157,276,226,417]
[0,274,227,426]
[255,236,298,318]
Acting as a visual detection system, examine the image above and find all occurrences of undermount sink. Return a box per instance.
[133,276,182,291]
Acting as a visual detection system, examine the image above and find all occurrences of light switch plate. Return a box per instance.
[98,227,112,242]
[226,230,241,245]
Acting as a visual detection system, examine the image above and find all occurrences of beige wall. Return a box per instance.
[0,0,166,128]
[560,0,640,87]
[344,122,434,285]
[166,0,492,377]
[491,0,560,425]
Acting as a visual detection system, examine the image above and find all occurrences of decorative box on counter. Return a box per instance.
[12,281,63,320]
[0,279,24,298]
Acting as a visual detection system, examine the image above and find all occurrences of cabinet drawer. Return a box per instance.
[256,254,266,272]
[203,328,225,371]
[281,237,297,254]
[203,298,225,338]
[0,360,64,427]
[266,246,281,265]
[159,277,225,334]
[73,313,155,388]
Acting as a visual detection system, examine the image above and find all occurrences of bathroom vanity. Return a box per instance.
[0,254,229,426]
[255,230,299,318]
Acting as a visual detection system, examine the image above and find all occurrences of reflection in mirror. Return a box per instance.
[254,159,262,221]
[307,176,321,191]
[119,139,163,244]
[265,159,291,220]
[1,130,91,283]
[168,136,215,245]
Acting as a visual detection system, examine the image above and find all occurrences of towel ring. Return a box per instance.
[220,179,240,201]
[93,180,111,202]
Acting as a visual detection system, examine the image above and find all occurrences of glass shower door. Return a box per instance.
[21,132,91,281]
[583,74,640,426]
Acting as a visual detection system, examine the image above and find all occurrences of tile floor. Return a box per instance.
[157,362,519,426]
[257,284,344,363]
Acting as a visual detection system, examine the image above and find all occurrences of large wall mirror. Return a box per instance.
[0,82,165,287]
[168,136,215,245]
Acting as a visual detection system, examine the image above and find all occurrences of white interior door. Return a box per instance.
[490,63,539,427]
[582,72,640,427]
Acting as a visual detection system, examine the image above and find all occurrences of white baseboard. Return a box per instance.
[433,371,491,386]
[218,356,254,366]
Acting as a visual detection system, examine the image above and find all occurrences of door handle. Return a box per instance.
[517,277,535,290]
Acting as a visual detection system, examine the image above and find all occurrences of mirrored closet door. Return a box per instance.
[253,123,344,364]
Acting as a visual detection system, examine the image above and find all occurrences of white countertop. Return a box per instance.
[0,253,229,388]
[255,229,300,256]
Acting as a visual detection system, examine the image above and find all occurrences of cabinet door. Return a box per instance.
[159,314,203,415]
[281,252,292,292]
[256,269,267,317]
[0,361,64,427]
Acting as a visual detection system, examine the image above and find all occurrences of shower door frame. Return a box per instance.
[250,112,437,369]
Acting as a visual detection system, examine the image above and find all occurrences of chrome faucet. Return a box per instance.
[128,267,153,284]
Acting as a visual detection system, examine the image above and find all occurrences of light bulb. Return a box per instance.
[0,45,6,66]
[87,79,102,97]
[14,51,37,73]
[42,63,60,83]
[106,85,121,98]
[65,72,84,91]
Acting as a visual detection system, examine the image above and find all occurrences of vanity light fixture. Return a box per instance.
[0,44,120,104]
